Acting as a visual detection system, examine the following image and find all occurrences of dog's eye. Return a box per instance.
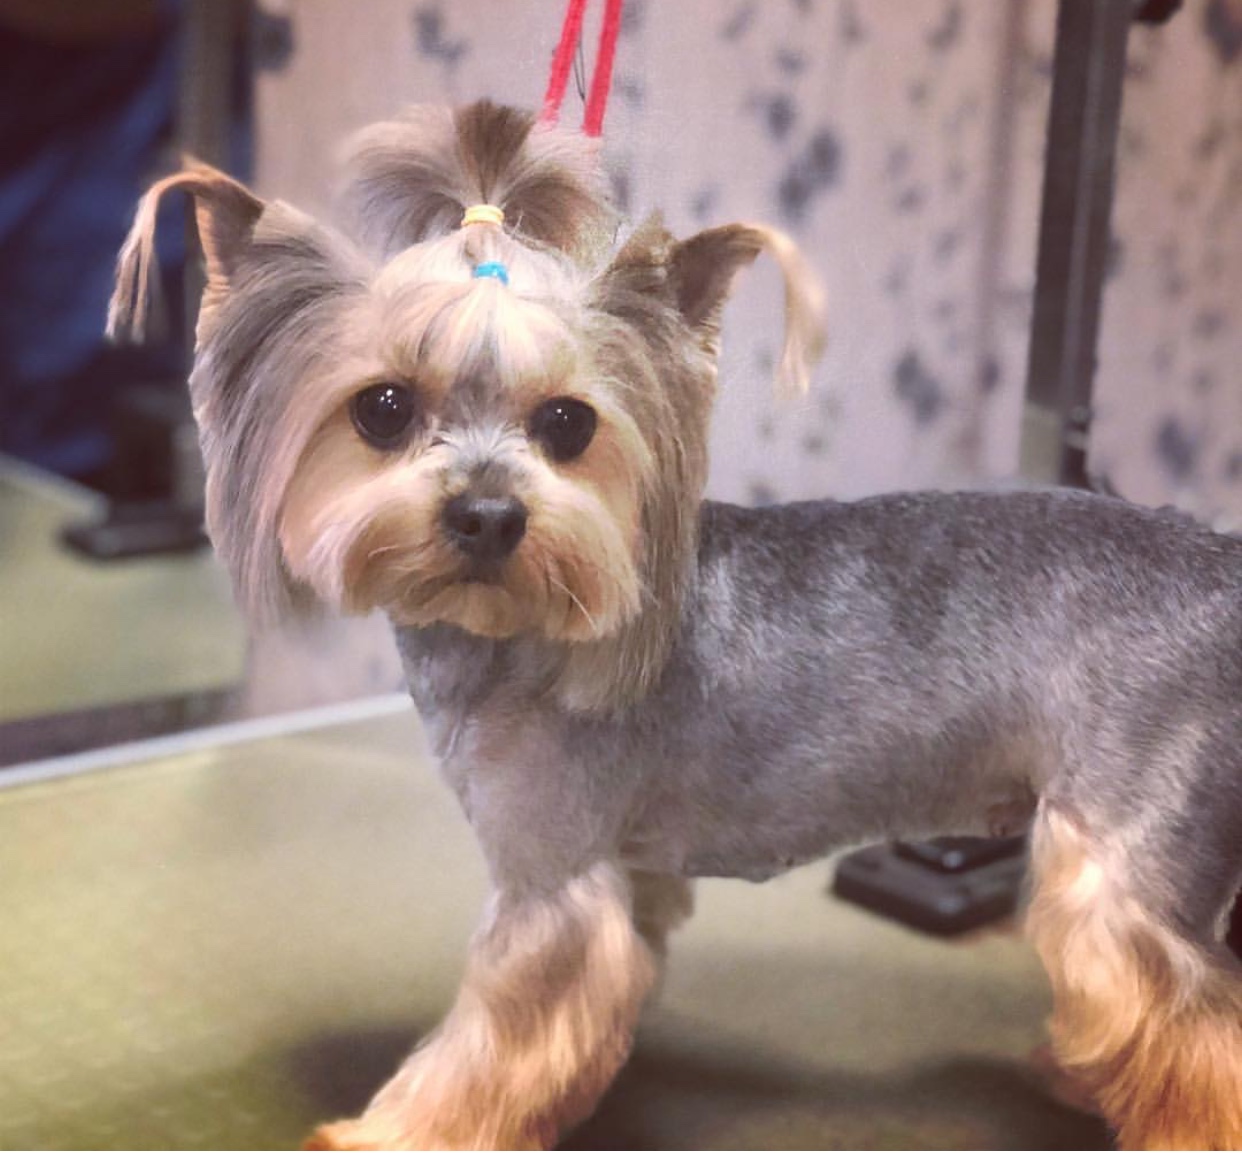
[528,397,597,462]
[350,384,420,450]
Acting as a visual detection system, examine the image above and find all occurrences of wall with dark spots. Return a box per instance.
[1155,418,1200,482]
[607,168,632,216]
[720,4,756,42]
[614,76,645,111]
[752,92,797,141]
[927,2,964,52]
[777,127,842,222]
[1087,0,1242,525]
[251,0,1242,521]
[1205,0,1242,64]
[620,0,647,38]
[253,8,294,73]
[689,186,719,221]
[775,47,806,75]
[253,0,1039,502]
[838,0,866,45]
[412,4,468,67]
[893,350,946,427]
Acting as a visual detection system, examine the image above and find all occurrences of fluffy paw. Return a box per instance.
[1027,1043,1100,1116]
[303,1117,542,1151]
[304,1119,387,1151]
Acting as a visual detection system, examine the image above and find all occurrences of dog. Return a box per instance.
[109,100,1242,1150]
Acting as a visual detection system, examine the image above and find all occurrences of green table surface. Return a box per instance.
[0,705,1110,1149]
[0,460,245,725]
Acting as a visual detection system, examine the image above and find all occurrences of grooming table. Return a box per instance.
[0,458,245,759]
[0,703,1110,1149]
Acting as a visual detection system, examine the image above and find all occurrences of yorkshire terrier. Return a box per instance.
[110,101,1242,1150]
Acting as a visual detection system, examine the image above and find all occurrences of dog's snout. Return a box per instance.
[442,493,528,562]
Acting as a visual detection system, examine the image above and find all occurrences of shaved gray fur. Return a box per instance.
[401,489,1242,931]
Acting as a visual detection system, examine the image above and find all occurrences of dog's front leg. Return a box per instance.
[308,862,655,1150]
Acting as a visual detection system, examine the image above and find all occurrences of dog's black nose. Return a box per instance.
[442,493,528,562]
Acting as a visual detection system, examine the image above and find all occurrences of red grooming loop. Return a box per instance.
[540,0,625,137]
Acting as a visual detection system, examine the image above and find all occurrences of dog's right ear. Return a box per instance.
[107,160,265,343]
[592,215,826,397]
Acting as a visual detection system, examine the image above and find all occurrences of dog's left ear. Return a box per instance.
[671,222,826,395]
[107,159,265,343]
[596,218,826,395]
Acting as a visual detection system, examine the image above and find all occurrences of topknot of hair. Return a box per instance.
[340,100,616,266]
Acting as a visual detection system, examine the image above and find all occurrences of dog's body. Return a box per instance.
[404,490,1242,899]
[110,102,1242,1149]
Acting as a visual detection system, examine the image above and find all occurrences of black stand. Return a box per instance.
[62,0,243,561]
[1024,0,1181,488]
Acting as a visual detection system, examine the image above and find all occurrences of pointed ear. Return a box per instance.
[590,213,677,305]
[108,159,265,342]
[669,223,827,395]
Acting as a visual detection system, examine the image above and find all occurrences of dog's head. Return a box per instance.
[110,101,824,664]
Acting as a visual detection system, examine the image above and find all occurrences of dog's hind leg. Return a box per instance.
[629,870,694,960]
[307,862,655,1150]
[1026,806,1242,1149]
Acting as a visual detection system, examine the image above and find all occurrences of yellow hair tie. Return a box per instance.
[461,204,505,228]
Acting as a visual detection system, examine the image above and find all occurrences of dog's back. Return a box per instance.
[625,490,1242,881]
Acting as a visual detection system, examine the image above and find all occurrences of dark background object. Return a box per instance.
[0,2,189,484]
[0,0,252,557]
[61,383,209,558]
[1134,0,1184,23]
[1023,0,1137,489]
[833,837,1028,936]
[57,0,251,559]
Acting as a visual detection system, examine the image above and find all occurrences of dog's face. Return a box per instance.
[109,103,824,649]
[274,238,654,643]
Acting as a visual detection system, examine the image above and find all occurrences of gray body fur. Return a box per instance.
[400,487,1242,939]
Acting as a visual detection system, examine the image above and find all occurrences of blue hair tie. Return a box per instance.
[473,261,510,286]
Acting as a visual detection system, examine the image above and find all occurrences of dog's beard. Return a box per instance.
[347,490,640,641]
[279,435,643,642]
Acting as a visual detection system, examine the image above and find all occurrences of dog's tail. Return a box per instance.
[1026,807,1242,1148]
[339,100,616,265]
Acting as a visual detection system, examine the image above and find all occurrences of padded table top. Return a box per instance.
[0,460,245,726]
[0,703,1109,1149]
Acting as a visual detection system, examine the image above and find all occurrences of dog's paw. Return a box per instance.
[303,1117,536,1151]
[1027,1043,1100,1116]
[303,1119,387,1151]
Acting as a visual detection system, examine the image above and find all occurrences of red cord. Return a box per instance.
[582,0,623,137]
[540,0,624,138]
[540,0,587,128]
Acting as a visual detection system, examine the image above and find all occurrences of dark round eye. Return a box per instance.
[528,397,597,462]
[350,383,420,450]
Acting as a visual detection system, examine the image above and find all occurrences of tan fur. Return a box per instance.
[106,159,263,343]
[260,216,658,645]
[1027,808,1242,1149]
[666,220,826,396]
[307,864,655,1150]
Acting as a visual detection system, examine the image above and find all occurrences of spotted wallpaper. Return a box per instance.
[1091,0,1242,525]
[243,0,1242,703]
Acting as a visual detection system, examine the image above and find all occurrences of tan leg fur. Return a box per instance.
[307,863,655,1150]
[1027,808,1242,1149]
